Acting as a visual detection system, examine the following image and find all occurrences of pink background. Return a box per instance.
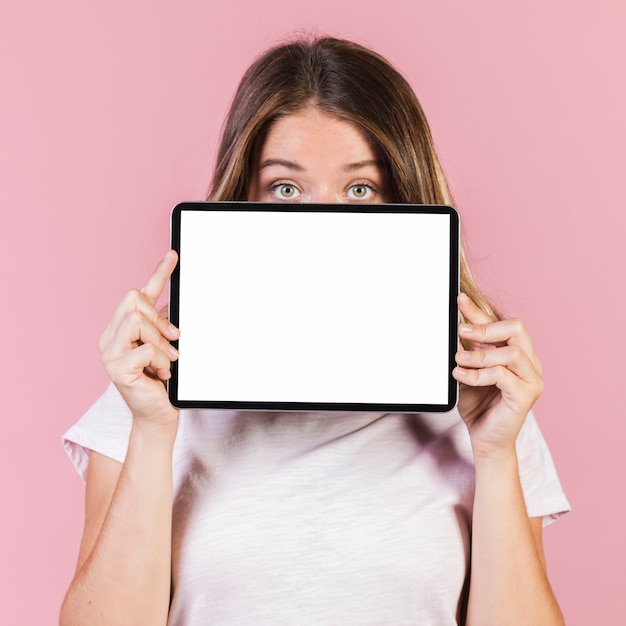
[2,0,624,623]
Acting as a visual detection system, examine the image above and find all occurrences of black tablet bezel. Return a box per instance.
[169,201,459,413]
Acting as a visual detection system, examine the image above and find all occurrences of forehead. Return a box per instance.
[259,107,376,159]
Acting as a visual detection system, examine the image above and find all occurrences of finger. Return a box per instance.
[455,345,540,383]
[458,293,529,347]
[458,292,496,325]
[453,364,524,396]
[102,308,179,364]
[458,317,542,374]
[453,364,544,407]
[141,250,178,305]
[99,251,178,351]
[99,288,179,353]
[457,294,541,374]
[105,343,174,385]
[457,292,507,348]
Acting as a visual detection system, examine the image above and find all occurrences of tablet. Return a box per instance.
[169,202,459,412]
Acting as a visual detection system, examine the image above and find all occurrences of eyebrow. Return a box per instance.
[258,158,382,172]
[258,158,304,171]
[342,159,381,172]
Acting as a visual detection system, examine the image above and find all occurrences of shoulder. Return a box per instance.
[514,411,571,525]
[62,384,133,481]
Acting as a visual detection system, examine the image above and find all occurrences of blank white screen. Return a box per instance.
[176,210,452,405]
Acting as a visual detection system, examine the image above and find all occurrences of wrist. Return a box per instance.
[472,443,518,472]
[131,411,179,445]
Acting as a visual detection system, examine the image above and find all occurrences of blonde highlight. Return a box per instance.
[208,37,500,346]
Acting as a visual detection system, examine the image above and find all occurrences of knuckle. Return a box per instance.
[124,288,143,308]
[510,317,526,335]
[466,367,480,384]
[509,345,523,363]
[157,363,172,376]
[156,315,170,330]
[142,342,157,360]
[103,359,116,380]
[162,338,176,357]
[128,308,144,326]
[495,365,508,381]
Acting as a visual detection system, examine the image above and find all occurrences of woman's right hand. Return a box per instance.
[98,250,180,428]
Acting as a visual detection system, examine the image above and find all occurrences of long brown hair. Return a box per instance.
[209,36,499,324]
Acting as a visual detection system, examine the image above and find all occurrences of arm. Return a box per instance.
[469,453,563,625]
[453,294,564,626]
[60,252,180,626]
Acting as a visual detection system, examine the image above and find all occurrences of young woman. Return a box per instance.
[60,37,569,625]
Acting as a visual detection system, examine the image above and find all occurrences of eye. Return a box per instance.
[270,183,302,201]
[347,183,375,200]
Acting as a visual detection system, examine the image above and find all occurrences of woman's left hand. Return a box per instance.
[453,293,544,459]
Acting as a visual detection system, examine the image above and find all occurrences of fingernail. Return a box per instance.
[459,323,473,333]
[168,345,179,359]
[168,322,179,335]
[455,366,467,377]
[457,351,470,362]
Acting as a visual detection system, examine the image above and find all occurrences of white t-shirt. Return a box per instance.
[63,384,570,625]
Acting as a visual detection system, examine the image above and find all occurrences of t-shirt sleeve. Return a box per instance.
[515,411,570,526]
[62,383,133,482]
